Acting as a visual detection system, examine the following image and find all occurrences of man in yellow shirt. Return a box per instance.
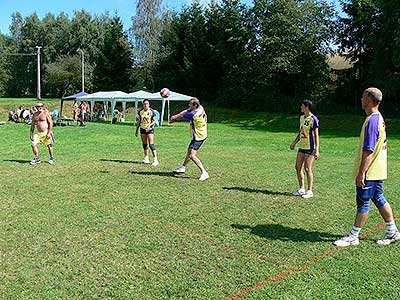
[170,97,209,181]
[334,88,399,247]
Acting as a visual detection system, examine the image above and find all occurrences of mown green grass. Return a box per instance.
[1,99,400,300]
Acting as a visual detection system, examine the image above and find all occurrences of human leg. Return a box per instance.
[30,138,41,164]
[293,151,305,195]
[141,133,150,163]
[147,134,159,166]
[304,154,315,191]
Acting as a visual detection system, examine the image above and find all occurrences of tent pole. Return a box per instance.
[111,100,116,124]
[160,98,166,127]
[90,100,94,120]
[167,98,170,125]
[134,100,138,125]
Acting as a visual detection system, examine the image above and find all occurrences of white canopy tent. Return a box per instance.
[76,91,130,123]
[119,90,154,124]
[75,90,193,126]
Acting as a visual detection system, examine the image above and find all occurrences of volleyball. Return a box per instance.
[160,88,170,98]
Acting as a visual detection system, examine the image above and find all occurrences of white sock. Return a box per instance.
[386,221,398,233]
[350,226,361,237]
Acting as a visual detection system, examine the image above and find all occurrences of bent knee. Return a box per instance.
[304,167,312,173]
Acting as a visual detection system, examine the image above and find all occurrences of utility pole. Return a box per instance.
[35,46,42,99]
[77,48,85,92]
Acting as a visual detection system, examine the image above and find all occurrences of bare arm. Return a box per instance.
[290,133,300,150]
[135,114,141,136]
[313,128,320,159]
[169,109,189,123]
[30,117,36,141]
[46,113,53,138]
[356,151,373,187]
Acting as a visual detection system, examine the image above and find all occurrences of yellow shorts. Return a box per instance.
[33,130,54,146]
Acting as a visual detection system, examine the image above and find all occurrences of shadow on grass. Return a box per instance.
[231,224,339,242]
[223,187,292,196]
[3,159,31,164]
[129,170,191,179]
[100,159,142,164]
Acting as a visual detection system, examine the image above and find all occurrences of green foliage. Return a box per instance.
[149,0,336,111]
[337,0,400,115]
[93,17,134,91]
[44,55,85,97]
[1,99,400,299]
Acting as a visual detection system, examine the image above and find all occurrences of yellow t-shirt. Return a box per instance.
[298,114,319,150]
[183,105,207,141]
[138,109,155,130]
[353,112,387,180]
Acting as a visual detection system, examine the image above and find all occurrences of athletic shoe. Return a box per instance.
[30,157,41,165]
[333,233,360,247]
[199,172,209,181]
[302,190,314,199]
[377,230,400,245]
[48,158,56,165]
[152,159,159,166]
[292,188,306,196]
[174,166,186,173]
[142,157,150,164]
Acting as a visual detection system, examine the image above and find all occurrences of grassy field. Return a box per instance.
[1,99,400,300]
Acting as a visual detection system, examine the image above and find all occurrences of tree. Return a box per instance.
[93,16,134,91]
[131,0,163,90]
[44,55,84,96]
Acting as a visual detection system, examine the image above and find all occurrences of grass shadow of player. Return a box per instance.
[129,170,192,179]
[100,159,142,164]
[231,224,340,242]
[223,187,292,196]
[3,159,31,164]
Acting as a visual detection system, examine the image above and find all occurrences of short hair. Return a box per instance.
[143,99,150,104]
[190,97,200,108]
[365,88,383,104]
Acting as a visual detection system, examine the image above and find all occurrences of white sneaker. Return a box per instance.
[377,230,400,245]
[30,157,41,165]
[142,157,150,164]
[48,158,56,165]
[292,188,305,196]
[152,159,159,166]
[302,190,313,199]
[199,172,209,181]
[333,233,360,247]
[174,166,186,173]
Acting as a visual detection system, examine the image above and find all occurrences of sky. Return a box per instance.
[0,0,343,36]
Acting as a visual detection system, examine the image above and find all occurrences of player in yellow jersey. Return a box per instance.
[169,97,209,181]
[135,99,159,166]
[290,100,320,198]
[334,88,399,247]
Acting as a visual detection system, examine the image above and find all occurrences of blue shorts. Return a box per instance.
[356,180,387,213]
[188,139,206,151]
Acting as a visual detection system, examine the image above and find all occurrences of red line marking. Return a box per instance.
[228,217,400,300]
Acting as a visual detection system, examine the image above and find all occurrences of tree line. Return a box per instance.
[0,0,399,115]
